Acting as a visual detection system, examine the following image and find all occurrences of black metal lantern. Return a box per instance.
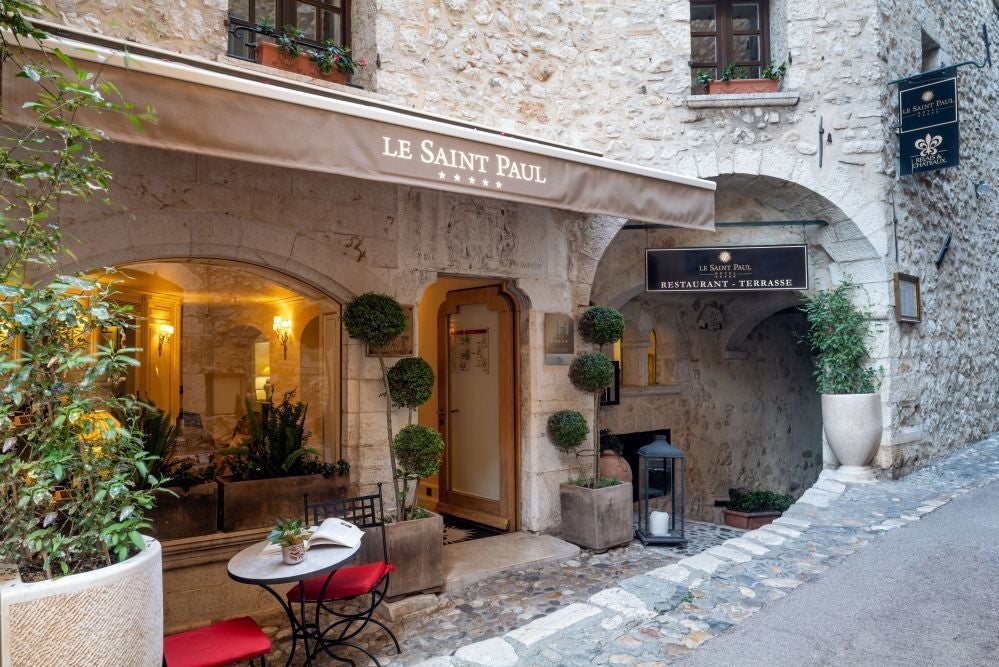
[636,436,686,545]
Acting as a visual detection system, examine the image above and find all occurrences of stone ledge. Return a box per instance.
[685,91,801,109]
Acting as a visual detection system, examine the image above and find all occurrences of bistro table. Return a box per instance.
[228,538,363,666]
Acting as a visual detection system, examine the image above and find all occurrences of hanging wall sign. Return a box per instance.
[544,313,575,365]
[898,67,959,176]
[646,245,808,293]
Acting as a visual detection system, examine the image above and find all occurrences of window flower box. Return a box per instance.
[255,41,348,84]
[707,78,779,95]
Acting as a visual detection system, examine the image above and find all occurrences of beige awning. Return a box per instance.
[1,33,715,229]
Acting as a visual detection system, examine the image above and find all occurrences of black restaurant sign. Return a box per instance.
[646,245,808,293]
[898,67,959,176]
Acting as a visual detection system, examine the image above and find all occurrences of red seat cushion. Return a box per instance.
[163,616,271,667]
[287,561,394,602]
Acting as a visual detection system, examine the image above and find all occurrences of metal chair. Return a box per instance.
[163,616,270,667]
[287,483,401,665]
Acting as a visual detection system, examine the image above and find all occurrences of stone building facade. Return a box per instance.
[38,0,999,536]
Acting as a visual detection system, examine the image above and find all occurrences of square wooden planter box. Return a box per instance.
[145,482,218,541]
[722,509,782,530]
[218,473,350,532]
[707,78,779,95]
[559,482,634,551]
[357,510,444,599]
[255,41,348,84]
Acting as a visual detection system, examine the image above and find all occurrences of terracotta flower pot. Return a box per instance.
[722,509,781,530]
[598,451,632,483]
[707,78,779,95]
[255,41,348,84]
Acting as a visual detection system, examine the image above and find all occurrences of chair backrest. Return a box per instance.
[304,482,388,562]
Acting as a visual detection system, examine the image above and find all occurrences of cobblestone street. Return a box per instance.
[264,434,999,665]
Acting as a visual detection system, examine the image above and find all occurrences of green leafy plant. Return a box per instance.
[222,391,318,480]
[344,292,442,521]
[392,424,444,520]
[568,352,616,393]
[267,517,309,547]
[134,406,214,491]
[258,20,365,76]
[387,356,434,411]
[547,410,589,454]
[696,70,713,87]
[599,429,624,455]
[762,61,788,81]
[727,488,794,513]
[800,283,881,394]
[0,2,160,580]
[720,63,750,81]
[578,306,625,347]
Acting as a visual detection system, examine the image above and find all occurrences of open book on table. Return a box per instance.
[261,518,364,555]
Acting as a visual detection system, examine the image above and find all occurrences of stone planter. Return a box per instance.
[255,41,348,84]
[356,510,443,598]
[559,482,634,551]
[145,482,218,541]
[598,451,632,483]
[821,393,883,482]
[219,473,350,532]
[722,509,782,530]
[0,538,163,666]
[707,78,779,94]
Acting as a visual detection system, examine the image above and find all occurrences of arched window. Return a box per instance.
[647,330,658,385]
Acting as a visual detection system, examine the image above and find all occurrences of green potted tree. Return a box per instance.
[343,293,445,596]
[801,282,883,482]
[556,306,633,551]
[218,390,351,531]
[0,6,164,663]
[722,488,795,530]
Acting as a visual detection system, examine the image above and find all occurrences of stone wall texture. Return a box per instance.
[38,0,999,531]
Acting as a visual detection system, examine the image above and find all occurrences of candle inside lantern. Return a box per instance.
[650,511,669,536]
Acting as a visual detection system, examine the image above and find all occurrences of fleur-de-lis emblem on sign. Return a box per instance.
[915,133,943,157]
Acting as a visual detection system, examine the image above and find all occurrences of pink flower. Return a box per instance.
[359,59,367,66]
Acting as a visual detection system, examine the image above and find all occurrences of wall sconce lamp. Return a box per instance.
[273,316,292,360]
[157,323,174,357]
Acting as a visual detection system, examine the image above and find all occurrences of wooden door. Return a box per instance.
[435,286,517,531]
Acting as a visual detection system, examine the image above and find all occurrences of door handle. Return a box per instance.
[450,409,460,413]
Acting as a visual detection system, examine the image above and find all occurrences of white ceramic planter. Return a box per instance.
[821,393,883,482]
[0,538,163,666]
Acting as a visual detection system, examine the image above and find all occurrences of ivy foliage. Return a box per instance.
[569,352,615,393]
[343,293,406,348]
[0,1,160,579]
[546,410,589,453]
[578,306,625,346]
[387,356,434,410]
[800,283,881,394]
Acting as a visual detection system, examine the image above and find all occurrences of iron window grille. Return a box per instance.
[227,0,351,61]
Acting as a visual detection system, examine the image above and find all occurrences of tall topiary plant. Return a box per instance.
[0,2,159,578]
[343,293,440,520]
[800,282,881,394]
[570,306,625,487]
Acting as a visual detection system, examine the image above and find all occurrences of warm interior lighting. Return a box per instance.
[157,323,175,356]
[273,316,292,360]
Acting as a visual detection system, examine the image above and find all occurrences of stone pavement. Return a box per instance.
[266,433,999,665]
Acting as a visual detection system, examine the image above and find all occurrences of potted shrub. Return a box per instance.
[700,61,786,95]
[801,282,883,482]
[556,307,634,551]
[0,8,163,664]
[218,391,350,531]
[722,488,794,530]
[255,21,365,84]
[137,406,219,541]
[343,294,445,596]
[268,517,309,565]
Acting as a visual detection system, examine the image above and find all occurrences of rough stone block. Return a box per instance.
[505,603,602,647]
[454,637,519,666]
[678,552,725,574]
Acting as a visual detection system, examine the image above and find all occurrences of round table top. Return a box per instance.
[227,539,362,585]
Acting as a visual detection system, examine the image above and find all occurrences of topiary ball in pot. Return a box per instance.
[343,292,406,347]
[392,424,445,478]
[547,410,589,453]
[387,356,434,409]
[578,306,625,346]
[569,352,615,393]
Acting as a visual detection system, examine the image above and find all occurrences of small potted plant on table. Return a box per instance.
[269,517,310,565]
[722,488,794,529]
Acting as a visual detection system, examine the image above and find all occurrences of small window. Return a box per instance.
[647,331,658,385]
[690,1,770,89]
[228,0,350,60]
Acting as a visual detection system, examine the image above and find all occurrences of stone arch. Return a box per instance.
[722,292,806,359]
